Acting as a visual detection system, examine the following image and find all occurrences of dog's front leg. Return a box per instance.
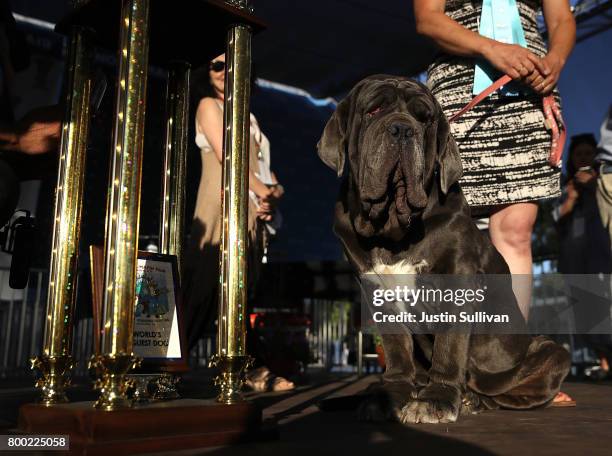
[400,333,469,424]
[359,333,418,422]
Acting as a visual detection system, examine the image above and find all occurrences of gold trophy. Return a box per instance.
[21,0,267,451]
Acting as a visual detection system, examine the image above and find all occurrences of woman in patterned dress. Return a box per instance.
[414,0,576,404]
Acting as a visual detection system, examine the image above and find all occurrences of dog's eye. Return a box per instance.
[413,106,434,124]
[366,106,382,117]
[418,113,434,125]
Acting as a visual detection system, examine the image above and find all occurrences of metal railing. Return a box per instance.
[0,268,47,378]
[0,267,97,379]
[305,299,354,370]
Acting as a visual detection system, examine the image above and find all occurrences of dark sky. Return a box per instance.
[558,27,612,145]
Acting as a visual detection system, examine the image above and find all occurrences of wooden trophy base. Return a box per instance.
[19,399,271,455]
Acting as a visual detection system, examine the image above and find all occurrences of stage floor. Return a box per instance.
[155,376,612,456]
[2,375,610,455]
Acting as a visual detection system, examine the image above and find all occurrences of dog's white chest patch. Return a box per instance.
[367,259,429,276]
[363,260,429,315]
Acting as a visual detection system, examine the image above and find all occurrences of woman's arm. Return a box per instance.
[537,0,576,94]
[413,0,545,82]
[196,98,272,199]
[413,0,492,58]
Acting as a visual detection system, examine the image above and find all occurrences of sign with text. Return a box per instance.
[133,254,181,359]
[90,247,187,370]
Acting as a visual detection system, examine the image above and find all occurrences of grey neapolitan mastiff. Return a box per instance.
[317,75,571,424]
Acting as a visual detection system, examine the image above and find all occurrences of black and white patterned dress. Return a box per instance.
[427,0,561,209]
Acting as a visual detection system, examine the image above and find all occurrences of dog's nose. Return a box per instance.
[388,123,413,140]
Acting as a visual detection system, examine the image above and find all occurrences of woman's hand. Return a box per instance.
[257,208,273,222]
[531,51,564,95]
[268,183,284,200]
[254,185,275,221]
[255,184,283,222]
[482,42,543,81]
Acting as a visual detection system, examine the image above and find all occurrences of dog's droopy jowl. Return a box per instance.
[317,75,571,424]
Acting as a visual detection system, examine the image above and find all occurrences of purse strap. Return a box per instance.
[448,75,566,168]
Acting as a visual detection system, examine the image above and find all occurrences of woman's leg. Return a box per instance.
[489,202,538,320]
[489,202,574,404]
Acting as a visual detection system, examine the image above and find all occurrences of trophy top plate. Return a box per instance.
[55,0,266,68]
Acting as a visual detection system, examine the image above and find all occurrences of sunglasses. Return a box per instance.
[209,61,225,73]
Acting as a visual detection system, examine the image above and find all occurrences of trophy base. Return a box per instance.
[18,399,271,455]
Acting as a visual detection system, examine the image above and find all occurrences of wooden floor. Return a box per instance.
[2,375,611,455]
[153,376,612,456]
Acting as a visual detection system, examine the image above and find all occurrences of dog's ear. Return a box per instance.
[317,99,349,177]
[436,114,463,194]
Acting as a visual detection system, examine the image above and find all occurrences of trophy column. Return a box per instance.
[91,0,150,411]
[159,62,190,270]
[212,6,254,404]
[32,21,92,406]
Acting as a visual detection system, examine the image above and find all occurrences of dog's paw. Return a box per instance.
[460,390,499,415]
[399,398,460,424]
[358,382,418,422]
[399,383,461,424]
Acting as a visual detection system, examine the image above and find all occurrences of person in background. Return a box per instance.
[595,105,612,249]
[183,54,293,392]
[556,134,611,379]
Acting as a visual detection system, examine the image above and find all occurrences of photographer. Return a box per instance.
[558,135,601,232]
[556,134,612,379]
[557,134,611,274]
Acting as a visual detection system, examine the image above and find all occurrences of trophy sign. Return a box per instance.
[133,252,182,362]
[91,247,186,368]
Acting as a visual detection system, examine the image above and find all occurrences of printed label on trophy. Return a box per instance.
[133,256,181,359]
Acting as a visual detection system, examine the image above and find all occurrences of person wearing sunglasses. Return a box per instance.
[183,54,292,392]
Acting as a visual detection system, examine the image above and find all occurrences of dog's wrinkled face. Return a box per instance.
[317,75,462,241]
